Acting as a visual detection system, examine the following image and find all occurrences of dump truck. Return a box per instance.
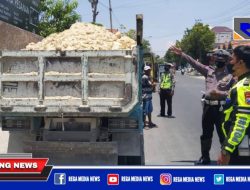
[0,15,145,165]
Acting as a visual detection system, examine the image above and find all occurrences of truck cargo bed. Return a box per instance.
[0,50,139,117]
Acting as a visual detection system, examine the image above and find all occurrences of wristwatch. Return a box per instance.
[221,149,230,156]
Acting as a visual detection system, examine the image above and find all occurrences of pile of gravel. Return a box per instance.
[25,22,136,51]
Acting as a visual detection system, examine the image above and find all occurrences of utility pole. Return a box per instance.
[109,0,113,31]
[89,0,99,23]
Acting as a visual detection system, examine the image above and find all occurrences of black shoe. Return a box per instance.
[167,115,175,118]
[157,114,166,117]
[148,122,157,128]
[195,157,211,165]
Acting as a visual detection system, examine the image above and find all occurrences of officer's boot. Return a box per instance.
[196,139,212,165]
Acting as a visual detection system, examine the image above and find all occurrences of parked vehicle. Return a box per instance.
[0,15,145,165]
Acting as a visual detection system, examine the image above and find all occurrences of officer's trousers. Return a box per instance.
[160,89,172,116]
[200,104,225,158]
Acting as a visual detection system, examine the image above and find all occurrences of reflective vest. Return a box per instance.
[222,76,250,153]
[160,73,172,89]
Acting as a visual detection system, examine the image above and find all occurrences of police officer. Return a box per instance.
[218,45,250,165]
[159,63,175,117]
[170,46,235,165]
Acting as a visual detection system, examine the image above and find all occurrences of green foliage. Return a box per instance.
[155,55,165,64]
[38,0,81,37]
[125,29,151,53]
[179,23,215,63]
[164,40,185,68]
[142,39,151,53]
[164,49,175,62]
[126,29,136,39]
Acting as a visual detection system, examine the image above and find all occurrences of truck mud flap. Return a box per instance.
[23,141,118,165]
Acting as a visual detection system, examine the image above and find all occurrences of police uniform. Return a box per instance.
[159,68,175,117]
[180,53,235,164]
[221,72,250,165]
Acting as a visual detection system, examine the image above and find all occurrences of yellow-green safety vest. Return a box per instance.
[222,76,250,153]
[160,73,172,89]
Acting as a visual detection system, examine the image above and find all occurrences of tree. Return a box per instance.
[155,55,165,65]
[88,0,99,23]
[125,29,151,53]
[164,40,185,69]
[164,49,175,63]
[180,23,215,64]
[38,0,81,37]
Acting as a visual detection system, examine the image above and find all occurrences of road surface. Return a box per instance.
[144,72,221,165]
[0,72,221,165]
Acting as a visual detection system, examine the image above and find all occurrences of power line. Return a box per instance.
[207,9,250,26]
[203,1,250,24]
[112,12,122,26]
[98,0,121,28]
[113,0,168,9]
[202,0,247,20]
[98,1,109,9]
[113,0,154,9]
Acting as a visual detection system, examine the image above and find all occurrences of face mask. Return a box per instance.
[165,67,170,72]
[226,64,234,74]
[216,61,225,68]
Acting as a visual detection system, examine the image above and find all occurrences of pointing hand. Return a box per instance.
[169,46,182,55]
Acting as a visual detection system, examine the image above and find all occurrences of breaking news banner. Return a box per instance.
[1,155,250,190]
[234,17,250,40]
[0,154,52,181]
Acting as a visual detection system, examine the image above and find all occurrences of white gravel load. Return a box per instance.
[25,22,136,51]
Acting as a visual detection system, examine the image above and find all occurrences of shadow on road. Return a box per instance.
[7,131,34,153]
[171,160,218,166]
[143,126,159,130]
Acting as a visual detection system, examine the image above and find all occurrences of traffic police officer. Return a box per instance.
[218,45,250,165]
[170,46,235,165]
[159,63,175,117]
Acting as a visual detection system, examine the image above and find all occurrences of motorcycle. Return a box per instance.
[181,69,185,75]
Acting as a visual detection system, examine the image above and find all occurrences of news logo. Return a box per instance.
[160,173,172,185]
[234,17,250,40]
[214,174,224,185]
[107,174,119,185]
[54,173,66,185]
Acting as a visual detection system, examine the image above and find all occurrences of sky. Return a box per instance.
[77,0,250,57]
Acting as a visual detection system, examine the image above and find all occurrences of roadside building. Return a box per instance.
[212,26,233,49]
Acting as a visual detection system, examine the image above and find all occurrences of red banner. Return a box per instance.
[0,158,48,173]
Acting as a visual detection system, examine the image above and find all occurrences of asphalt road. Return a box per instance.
[144,72,221,165]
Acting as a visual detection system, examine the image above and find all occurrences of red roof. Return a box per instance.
[107,29,119,33]
[231,40,250,48]
[212,26,232,33]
